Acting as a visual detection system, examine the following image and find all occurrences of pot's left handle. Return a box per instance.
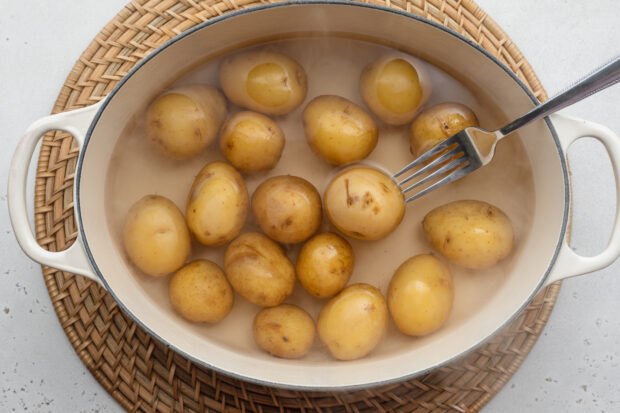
[8,102,104,285]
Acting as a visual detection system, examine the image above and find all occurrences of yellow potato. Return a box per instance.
[253,304,316,358]
[219,111,285,173]
[423,200,514,269]
[388,254,454,336]
[324,167,405,240]
[186,161,249,246]
[360,53,430,125]
[317,283,388,360]
[123,195,191,277]
[224,232,295,306]
[145,85,227,160]
[169,260,234,323]
[251,175,322,244]
[303,95,378,165]
[220,51,307,115]
[410,102,479,157]
[296,233,354,298]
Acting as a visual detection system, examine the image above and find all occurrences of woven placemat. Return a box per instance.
[34,0,559,411]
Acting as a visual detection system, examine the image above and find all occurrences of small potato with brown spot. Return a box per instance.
[423,200,514,269]
[145,85,227,160]
[169,260,233,323]
[219,111,285,173]
[253,304,316,358]
[324,167,405,240]
[410,102,479,157]
[317,283,388,360]
[224,232,295,306]
[252,176,322,244]
[388,254,454,336]
[219,51,307,115]
[303,95,378,165]
[296,233,354,298]
[123,195,191,277]
[186,161,249,246]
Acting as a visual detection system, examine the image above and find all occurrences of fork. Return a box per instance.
[394,56,620,203]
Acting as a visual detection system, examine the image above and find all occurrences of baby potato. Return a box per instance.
[253,304,316,358]
[388,254,454,336]
[219,111,285,173]
[303,95,378,165]
[186,161,249,246]
[317,283,388,360]
[252,175,322,244]
[324,167,405,240]
[145,85,227,160]
[423,200,514,269]
[169,260,234,323]
[360,53,430,125]
[410,102,479,157]
[123,195,191,276]
[224,232,295,306]
[220,51,307,115]
[296,233,354,298]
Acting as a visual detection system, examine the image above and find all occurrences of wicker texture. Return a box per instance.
[34,0,559,411]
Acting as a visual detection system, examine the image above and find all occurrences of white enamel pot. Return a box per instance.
[8,1,620,390]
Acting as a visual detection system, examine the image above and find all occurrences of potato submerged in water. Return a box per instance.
[220,51,307,115]
[303,95,378,165]
[186,161,249,246]
[145,85,227,160]
[410,102,479,158]
[360,53,430,125]
[423,200,514,269]
[123,195,191,276]
[324,167,405,240]
[253,304,316,359]
[224,232,295,307]
[219,111,285,173]
[388,254,454,336]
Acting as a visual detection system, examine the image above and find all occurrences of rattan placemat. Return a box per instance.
[34,0,559,411]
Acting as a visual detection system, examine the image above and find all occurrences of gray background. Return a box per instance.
[1,0,619,411]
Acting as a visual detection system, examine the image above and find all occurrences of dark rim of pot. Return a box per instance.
[75,0,569,391]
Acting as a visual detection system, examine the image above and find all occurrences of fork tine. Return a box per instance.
[397,146,464,187]
[392,135,460,178]
[400,157,468,195]
[404,163,476,203]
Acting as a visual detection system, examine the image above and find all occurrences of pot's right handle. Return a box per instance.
[8,103,103,285]
[544,113,620,287]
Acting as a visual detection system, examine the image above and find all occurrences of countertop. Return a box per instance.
[1,1,619,411]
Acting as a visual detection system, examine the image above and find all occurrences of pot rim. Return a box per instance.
[75,0,570,390]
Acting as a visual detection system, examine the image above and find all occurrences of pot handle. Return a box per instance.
[544,113,620,287]
[8,102,104,285]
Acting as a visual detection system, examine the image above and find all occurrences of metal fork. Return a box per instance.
[394,56,620,203]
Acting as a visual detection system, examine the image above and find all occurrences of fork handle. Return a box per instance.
[499,56,620,137]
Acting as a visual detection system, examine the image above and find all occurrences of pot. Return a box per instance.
[8,1,620,390]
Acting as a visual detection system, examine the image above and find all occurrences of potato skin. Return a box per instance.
[253,304,316,358]
[219,51,307,115]
[360,54,430,125]
[224,232,295,306]
[296,233,354,298]
[303,95,378,165]
[252,175,322,244]
[169,260,234,323]
[324,167,405,240]
[219,111,285,173]
[423,200,514,269]
[186,161,249,246]
[388,254,454,336]
[410,102,479,157]
[145,85,227,160]
[123,195,191,276]
[317,283,388,360]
